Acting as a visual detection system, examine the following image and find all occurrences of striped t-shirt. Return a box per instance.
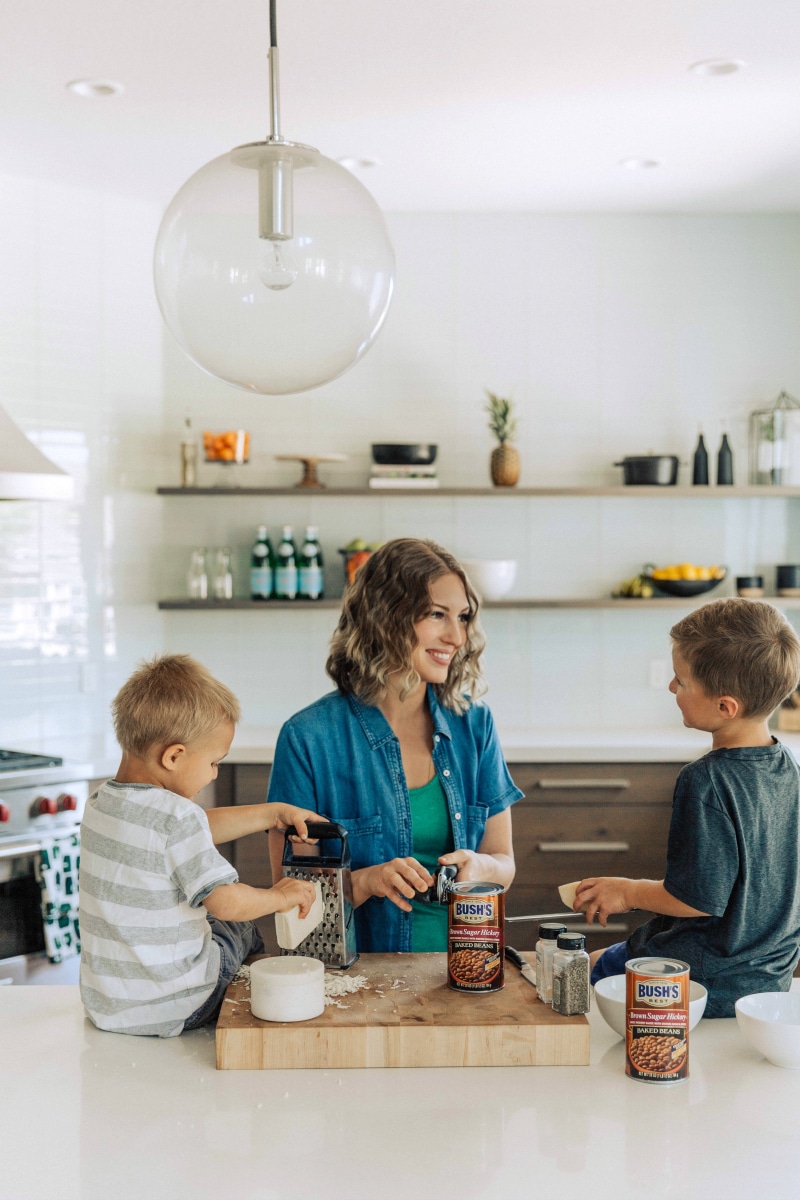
[79,780,238,1037]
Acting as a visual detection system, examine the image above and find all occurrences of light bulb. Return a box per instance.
[258,238,298,290]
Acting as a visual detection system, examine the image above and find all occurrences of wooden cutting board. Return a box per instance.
[215,953,590,1070]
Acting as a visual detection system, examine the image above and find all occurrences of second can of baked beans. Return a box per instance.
[447,881,505,993]
[625,956,690,1084]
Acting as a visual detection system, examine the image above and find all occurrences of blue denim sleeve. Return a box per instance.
[475,704,524,817]
[267,721,322,812]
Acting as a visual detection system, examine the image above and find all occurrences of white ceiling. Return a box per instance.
[4,0,800,213]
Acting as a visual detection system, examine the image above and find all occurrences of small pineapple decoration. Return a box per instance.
[485,391,520,487]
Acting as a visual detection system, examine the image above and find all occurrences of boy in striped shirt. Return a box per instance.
[79,654,318,1037]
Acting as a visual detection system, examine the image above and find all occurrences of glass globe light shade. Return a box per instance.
[153,142,395,395]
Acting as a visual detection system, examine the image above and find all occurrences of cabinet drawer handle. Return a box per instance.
[535,779,630,790]
[538,841,630,852]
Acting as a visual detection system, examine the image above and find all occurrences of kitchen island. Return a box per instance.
[2,982,798,1200]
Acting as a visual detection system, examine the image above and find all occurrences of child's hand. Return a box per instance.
[268,804,327,841]
[574,877,633,926]
[270,876,318,917]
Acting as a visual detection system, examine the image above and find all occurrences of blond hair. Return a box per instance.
[326,538,486,713]
[671,598,800,718]
[112,654,241,755]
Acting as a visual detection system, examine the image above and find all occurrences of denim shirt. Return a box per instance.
[267,686,524,953]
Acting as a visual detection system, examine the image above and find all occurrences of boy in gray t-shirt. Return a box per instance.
[575,598,800,1018]
[80,654,319,1037]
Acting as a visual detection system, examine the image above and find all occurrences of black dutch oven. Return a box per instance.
[614,455,679,486]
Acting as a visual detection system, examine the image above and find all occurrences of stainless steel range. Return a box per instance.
[0,750,90,975]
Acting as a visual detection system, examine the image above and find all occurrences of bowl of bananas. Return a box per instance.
[643,562,727,598]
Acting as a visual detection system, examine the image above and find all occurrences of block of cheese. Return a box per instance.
[558,880,580,911]
[274,880,324,951]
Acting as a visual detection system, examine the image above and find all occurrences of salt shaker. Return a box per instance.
[535,921,567,1004]
[212,547,233,600]
[552,932,591,1015]
[187,548,208,600]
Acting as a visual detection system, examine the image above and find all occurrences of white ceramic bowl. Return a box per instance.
[735,991,800,1068]
[594,973,708,1037]
[462,559,517,601]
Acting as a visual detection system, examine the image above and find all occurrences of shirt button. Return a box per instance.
[434,735,440,743]
[443,769,450,777]
[455,812,462,820]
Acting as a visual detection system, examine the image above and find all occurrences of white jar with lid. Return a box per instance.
[249,956,325,1022]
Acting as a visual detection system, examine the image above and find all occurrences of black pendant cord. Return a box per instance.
[270,0,278,48]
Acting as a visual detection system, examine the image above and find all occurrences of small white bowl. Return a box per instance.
[462,559,517,601]
[735,991,800,1069]
[594,973,708,1037]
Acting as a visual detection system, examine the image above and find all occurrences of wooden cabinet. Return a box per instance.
[506,762,680,952]
[215,758,681,956]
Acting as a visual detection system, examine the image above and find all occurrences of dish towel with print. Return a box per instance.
[35,832,81,962]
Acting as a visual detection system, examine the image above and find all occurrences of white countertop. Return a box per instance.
[2,981,798,1200]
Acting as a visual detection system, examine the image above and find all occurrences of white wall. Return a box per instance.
[0,174,164,758]
[3,198,800,753]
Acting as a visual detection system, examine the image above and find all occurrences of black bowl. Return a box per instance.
[371,443,438,466]
[642,566,727,597]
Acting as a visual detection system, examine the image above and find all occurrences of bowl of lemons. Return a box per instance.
[643,562,727,598]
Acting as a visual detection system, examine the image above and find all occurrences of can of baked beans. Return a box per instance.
[625,956,690,1084]
[447,881,505,993]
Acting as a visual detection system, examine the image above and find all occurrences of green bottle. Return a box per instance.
[250,525,274,600]
[298,525,324,600]
[274,525,298,599]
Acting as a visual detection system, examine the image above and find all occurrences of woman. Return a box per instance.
[267,537,523,952]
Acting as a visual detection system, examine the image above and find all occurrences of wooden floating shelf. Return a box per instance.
[158,485,800,498]
[159,597,800,612]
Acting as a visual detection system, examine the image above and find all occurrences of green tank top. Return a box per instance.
[409,773,454,952]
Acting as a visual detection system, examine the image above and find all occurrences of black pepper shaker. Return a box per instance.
[692,430,709,485]
[552,932,590,1015]
[717,430,734,485]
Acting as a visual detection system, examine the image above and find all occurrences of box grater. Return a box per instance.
[280,822,358,969]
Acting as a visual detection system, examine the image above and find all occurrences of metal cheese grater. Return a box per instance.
[280,822,358,969]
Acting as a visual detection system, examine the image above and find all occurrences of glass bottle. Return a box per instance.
[180,417,197,487]
[298,525,325,600]
[187,548,208,600]
[692,429,709,485]
[250,525,274,600]
[717,429,734,486]
[552,932,591,1015]
[212,547,233,600]
[274,525,298,600]
[534,921,567,1005]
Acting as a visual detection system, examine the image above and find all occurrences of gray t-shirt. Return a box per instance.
[626,739,800,1018]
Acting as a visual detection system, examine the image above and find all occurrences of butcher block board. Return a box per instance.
[215,953,589,1070]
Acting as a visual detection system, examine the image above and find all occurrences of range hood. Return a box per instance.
[0,405,73,501]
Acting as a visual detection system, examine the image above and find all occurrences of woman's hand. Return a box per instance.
[437,848,483,882]
[354,858,434,911]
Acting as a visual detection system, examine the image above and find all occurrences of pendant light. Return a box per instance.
[153,0,395,396]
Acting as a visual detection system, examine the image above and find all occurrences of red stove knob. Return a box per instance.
[34,796,58,816]
[0,803,9,823]
[58,793,78,812]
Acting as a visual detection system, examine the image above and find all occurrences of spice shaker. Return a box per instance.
[535,921,568,1005]
[552,932,591,1015]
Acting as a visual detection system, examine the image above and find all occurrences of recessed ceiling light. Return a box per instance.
[689,58,746,76]
[619,158,662,170]
[337,156,381,170]
[66,79,125,98]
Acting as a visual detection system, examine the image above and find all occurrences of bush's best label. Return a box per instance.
[448,882,505,994]
[625,957,690,1085]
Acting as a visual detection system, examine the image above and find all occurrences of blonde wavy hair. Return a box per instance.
[326,538,486,714]
[112,654,241,755]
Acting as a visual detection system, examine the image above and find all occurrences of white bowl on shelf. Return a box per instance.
[735,992,800,1068]
[462,559,517,601]
[594,974,708,1037]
